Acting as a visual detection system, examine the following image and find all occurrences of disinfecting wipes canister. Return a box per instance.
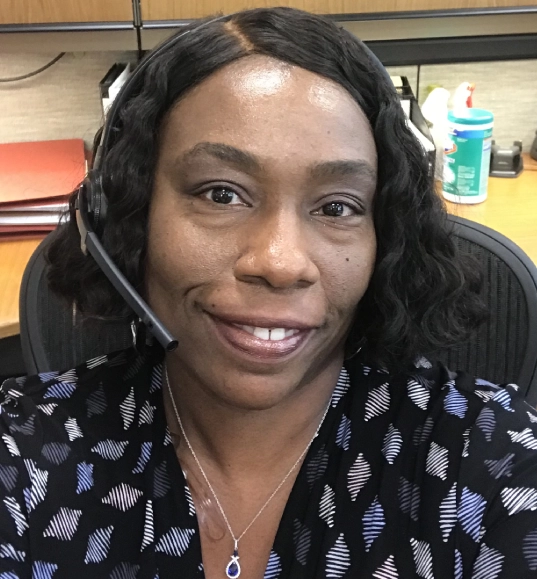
[442,108,494,204]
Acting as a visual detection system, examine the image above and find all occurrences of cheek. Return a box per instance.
[147,229,230,294]
[145,203,236,302]
[321,227,376,311]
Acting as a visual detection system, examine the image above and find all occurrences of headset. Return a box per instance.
[74,11,393,353]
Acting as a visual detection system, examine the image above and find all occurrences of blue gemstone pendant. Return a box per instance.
[225,548,241,578]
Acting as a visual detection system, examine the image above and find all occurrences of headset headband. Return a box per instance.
[94,13,234,170]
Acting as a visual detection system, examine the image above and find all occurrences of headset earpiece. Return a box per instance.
[79,171,108,236]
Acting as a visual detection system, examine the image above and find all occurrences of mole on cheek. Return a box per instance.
[345,258,350,262]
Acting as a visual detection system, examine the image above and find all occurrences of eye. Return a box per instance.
[317,202,357,218]
[203,186,244,205]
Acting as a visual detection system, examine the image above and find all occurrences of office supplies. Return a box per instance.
[100,63,131,116]
[443,108,494,204]
[0,138,85,238]
[490,140,524,178]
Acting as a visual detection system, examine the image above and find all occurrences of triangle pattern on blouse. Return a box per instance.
[410,538,434,579]
[91,440,129,461]
[364,383,390,422]
[407,379,430,410]
[264,550,282,579]
[120,388,136,431]
[293,519,311,566]
[32,561,58,579]
[84,525,114,563]
[43,507,82,541]
[439,482,457,542]
[471,543,504,579]
[373,555,399,578]
[319,484,336,528]
[102,483,143,512]
[141,499,154,551]
[155,527,195,557]
[347,452,371,502]
[382,425,402,465]
[458,487,486,541]
[325,533,350,578]
[363,496,385,552]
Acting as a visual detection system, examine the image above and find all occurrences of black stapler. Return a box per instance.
[490,140,524,178]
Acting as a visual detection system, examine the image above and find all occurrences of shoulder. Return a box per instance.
[346,358,537,571]
[458,376,537,502]
[345,355,494,426]
[0,347,159,462]
[345,355,537,478]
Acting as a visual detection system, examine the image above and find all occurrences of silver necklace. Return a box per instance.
[164,365,330,578]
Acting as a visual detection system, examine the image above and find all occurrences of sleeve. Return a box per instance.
[459,383,537,579]
[0,378,37,578]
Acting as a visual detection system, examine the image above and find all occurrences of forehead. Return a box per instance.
[160,55,377,169]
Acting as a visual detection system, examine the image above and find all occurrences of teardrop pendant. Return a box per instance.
[225,548,241,578]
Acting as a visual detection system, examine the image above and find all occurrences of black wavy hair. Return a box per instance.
[46,6,486,369]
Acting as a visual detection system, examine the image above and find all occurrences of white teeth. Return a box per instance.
[236,325,299,341]
[269,328,286,341]
[253,327,270,340]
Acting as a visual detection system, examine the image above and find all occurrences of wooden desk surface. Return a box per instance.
[0,238,41,339]
[0,169,536,340]
[443,170,537,264]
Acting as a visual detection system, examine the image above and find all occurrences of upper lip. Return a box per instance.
[207,311,320,331]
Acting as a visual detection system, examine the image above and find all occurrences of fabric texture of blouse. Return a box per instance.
[1,347,537,578]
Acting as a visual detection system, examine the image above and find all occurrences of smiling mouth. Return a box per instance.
[207,314,314,360]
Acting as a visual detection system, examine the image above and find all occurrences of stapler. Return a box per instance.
[490,140,523,178]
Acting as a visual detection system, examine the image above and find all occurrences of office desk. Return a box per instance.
[443,169,537,264]
[0,170,536,340]
[0,238,40,339]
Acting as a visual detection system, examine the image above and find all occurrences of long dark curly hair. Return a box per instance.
[46,6,486,369]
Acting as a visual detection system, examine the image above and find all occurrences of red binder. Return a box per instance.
[0,139,85,238]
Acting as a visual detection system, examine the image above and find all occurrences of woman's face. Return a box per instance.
[146,55,377,410]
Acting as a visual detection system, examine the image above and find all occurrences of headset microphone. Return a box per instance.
[74,14,233,352]
[76,182,178,351]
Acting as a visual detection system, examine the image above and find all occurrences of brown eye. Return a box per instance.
[321,202,355,217]
[205,187,240,205]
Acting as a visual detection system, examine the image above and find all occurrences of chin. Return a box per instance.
[213,373,304,411]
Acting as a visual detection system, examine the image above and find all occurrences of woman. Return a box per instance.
[2,7,537,579]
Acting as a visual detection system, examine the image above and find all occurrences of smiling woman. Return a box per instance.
[2,7,537,579]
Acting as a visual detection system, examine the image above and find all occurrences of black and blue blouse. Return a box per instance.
[1,347,537,578]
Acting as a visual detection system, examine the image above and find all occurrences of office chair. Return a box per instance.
[435,214,537,405]
[19,229,132,376]
[19,216,537,403]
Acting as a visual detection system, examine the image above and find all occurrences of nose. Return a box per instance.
[234,208,319,289]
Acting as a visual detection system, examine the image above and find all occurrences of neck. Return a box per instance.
[163,356,342,486]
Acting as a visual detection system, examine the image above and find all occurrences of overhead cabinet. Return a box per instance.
[139,0,535,21]
[1,0,133,25]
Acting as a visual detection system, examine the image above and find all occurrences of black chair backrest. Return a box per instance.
[19,216,537,404]
[19,231,132,375]
[437,214,537,405]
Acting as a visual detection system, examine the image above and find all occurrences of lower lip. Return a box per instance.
[208,315,312,360]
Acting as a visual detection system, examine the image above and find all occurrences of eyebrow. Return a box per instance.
[309,159,377,184]
[181,142,377,183]
[181,142,260,173]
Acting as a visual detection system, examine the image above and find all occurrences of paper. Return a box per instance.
[0,213,64,226]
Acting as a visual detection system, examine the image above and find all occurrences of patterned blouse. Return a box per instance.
[1,346,537,578]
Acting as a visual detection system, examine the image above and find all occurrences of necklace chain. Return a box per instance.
[164,365,331,547]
